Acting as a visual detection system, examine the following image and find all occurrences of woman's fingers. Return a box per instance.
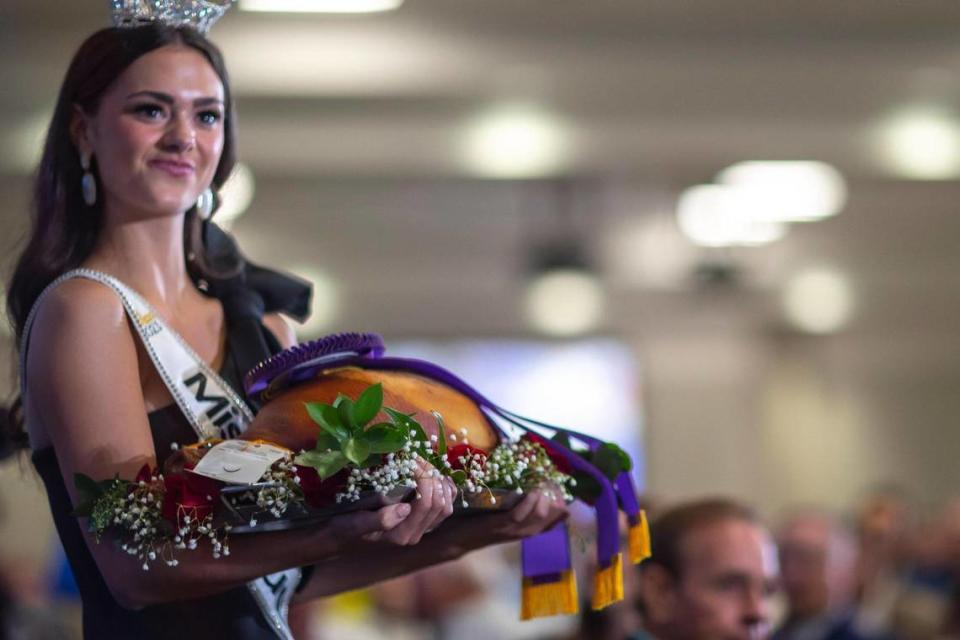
[425,477,456,532]
[385,471,437,545]
[332,502,412,542]
[509,491,540,524]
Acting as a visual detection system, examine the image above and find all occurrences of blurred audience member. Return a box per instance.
[634,497,778,640]
[775,509,890,640]
[855,486,912,633]
[887,499,959,640]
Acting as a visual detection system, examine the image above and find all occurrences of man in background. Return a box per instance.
[774,509,891,640]
[634,497,779,640]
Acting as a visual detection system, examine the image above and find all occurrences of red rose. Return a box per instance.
[161,471,221,527]
[134,463,154,484]
[523,434,574,475]
[294,465,348,509]
[446,443,488,471]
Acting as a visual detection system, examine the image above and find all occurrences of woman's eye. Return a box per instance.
[198,110,222,126]
[132,103,165,119]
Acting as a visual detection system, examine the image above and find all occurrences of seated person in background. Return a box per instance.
[775,509,893,640]
[634,498,779,640]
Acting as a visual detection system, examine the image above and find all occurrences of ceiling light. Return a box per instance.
[461,104,569,179]
[782,268,854,334]
[215,163,255,230]
[874,106,960,180]
[676,184,788,248]
[241,0,403,13]
[524,268,605,337]
[716,161,847,222]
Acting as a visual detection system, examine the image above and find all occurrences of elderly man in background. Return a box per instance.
[774,510,892,640]
[634,497,779,640]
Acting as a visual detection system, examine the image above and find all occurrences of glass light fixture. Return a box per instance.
[241,0,403,13]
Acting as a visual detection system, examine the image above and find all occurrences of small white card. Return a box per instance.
[190,440,290,485]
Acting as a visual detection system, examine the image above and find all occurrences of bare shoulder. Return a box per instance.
[25,276,148,457]
[263,313,298,350]
[27,277,133,366]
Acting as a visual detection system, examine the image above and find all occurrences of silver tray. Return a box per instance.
[221,485,523,534]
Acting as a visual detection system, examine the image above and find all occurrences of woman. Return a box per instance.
[3,22,566,639]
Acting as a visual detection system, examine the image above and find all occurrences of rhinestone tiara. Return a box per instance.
[110,0,236,34]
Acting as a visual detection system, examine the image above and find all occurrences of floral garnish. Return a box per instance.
[74,464,229,571]
[74,383,580,570]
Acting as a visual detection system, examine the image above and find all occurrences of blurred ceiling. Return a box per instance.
[2,1,960,346]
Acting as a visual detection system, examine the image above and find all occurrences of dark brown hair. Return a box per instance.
[3,24,240,454]
[645,497,759,578]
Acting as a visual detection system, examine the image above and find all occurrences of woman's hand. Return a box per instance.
[483,486,569,542]
[376,459,456,546]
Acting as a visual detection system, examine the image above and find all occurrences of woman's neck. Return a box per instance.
[84,213,196,312]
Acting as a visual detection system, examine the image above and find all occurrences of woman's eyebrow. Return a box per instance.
[126,90,174,104]
[126,90,224,107]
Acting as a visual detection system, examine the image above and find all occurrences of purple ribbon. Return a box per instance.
[523,522,571,580]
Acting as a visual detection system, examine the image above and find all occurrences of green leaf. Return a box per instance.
[450,469,467,485]
[362,424,407,454]
[74,473,106,501]
[352,383,383,427]
[336,395,356,431]
[71,498,98,518]
[594,443,632,480]
[295,450,348,480]
[571,472,602,502]
[359,453,383,469]
[385,407,428,442]
[315,431,340,452]
[304,402,349,443]
[343,438,371,465]
[432,411,447,457]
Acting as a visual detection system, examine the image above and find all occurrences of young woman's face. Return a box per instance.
[76,44,226,220]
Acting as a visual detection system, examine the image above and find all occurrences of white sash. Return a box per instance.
[21,268,300,640]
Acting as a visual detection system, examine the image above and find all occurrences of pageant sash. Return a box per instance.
[20,269,299,640]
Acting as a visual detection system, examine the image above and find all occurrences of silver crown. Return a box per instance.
[111,0,236,34]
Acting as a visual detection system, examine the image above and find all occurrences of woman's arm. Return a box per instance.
[293,488,568,601]
[25,283,442,610]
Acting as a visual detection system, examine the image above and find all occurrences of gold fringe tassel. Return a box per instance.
[591,553,624,610]
[628,509,652,564]
[520,570,579,620]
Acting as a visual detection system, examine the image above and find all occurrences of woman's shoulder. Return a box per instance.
[262,312,297,350]
[25,276,136,379]
[30,276,129,341]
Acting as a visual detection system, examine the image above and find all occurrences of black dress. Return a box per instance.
[29,224,313,639]
[31,340,288,639]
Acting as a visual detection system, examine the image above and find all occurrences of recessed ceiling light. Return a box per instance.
[874,106,960,180]
[524,269,605,337]
[241,0,404,13]
[782,268,854,334]
[716,161,847,222]
[461,103,569,179]
[676,184,787,248]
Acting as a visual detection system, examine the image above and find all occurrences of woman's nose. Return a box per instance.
[160,114,196,152]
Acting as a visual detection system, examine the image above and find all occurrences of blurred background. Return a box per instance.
[1,1,960,638]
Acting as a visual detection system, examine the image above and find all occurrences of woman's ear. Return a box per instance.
[69,105,94,159]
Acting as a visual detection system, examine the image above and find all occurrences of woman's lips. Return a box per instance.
[149,159,195,177]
